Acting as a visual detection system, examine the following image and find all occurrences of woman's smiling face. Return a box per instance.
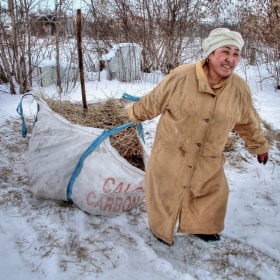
[208,45,241,79]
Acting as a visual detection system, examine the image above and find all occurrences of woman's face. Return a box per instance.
[208,45,241,79]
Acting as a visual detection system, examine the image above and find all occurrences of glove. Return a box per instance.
[257,152,268,165]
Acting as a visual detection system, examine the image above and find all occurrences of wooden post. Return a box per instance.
[76,9,87,111]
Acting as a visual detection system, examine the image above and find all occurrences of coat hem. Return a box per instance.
[152,230,173,245]
[177,228,223,235]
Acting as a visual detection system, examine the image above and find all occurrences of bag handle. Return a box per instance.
[122,93,145,143]
[16,93,40,138]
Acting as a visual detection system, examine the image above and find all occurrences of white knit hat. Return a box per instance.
[202,28,244,56]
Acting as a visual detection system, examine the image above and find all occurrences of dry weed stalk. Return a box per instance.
[262,119,280,146]
[44,98,145,171]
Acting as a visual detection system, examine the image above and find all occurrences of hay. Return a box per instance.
[262,119,280,146]
[43,98,145,171]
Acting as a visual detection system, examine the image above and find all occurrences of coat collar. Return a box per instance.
[196,59,232,95]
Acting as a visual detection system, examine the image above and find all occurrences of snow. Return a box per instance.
[37,59,78,68]
[0,65,280,279]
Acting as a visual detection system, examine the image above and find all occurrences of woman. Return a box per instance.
[128,28,269,245]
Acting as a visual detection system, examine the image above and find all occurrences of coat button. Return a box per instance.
[205,119,210,123]
[211,94,216,98]
[197,143,201,147]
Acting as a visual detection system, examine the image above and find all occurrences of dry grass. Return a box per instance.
[43,98,145,171]
[224,119,280,168]
[224,130,239,152]
[262,119,280,148]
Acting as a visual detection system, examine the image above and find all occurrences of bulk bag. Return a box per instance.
[18,95,150,217]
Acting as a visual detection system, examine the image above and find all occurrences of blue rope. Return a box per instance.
[67,121,134,201]
[136,123,145,144]
[16,93,39,138]
[122,93,145,143]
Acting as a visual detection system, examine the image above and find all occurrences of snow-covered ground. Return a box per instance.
[0,66,280,280]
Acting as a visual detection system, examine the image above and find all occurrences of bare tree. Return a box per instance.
[106,0,219,74]
[239,0,280,90]
[0,2,16,93]
[9,0,25,93]
[21,0,44,88]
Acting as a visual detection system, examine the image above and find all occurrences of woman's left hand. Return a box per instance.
[257,152,269,165]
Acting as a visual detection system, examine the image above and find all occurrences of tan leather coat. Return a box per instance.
[128,59,269,244]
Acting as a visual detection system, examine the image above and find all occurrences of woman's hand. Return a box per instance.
[257,152,268,165]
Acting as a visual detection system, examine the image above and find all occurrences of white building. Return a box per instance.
[102,43,142,82]
[35,59,79,87]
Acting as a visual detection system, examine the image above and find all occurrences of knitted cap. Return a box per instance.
[202,28,244,56]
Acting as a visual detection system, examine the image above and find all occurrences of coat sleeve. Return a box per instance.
[234,86,269,155]
[128,71,180,123]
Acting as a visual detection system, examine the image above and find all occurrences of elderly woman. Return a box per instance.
[128,28,269,245]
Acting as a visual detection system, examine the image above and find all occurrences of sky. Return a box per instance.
[38,0,85,11]
[0,65,280,279]
[0,0,83,15]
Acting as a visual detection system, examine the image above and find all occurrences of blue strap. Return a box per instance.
[122,92,140,102]
[67,121,134,201]
[16,93,39,138]
[136,123,145,144]
[122,93,145,143]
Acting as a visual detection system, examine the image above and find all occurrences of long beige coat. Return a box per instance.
[129,59,269,245]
